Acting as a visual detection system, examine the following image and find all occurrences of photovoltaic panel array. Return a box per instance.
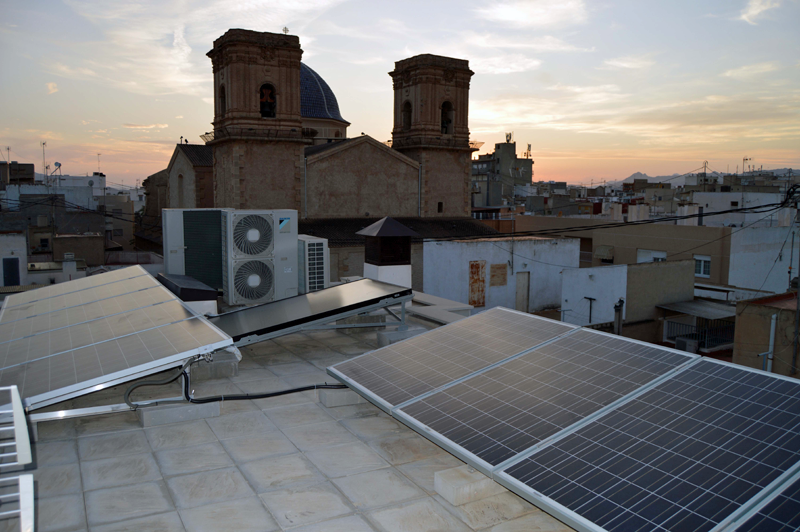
[500,359,800,532]
[0,273,161,323]
[1,266,150,308]
[397,329,693,468]
[733,470,800,531]
[0,266,231,409]
[329,308,576,409]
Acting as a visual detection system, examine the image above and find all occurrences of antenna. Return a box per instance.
[505,132,513,143]
[97,153,102,172]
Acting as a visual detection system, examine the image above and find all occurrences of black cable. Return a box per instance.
[181,369,345,404]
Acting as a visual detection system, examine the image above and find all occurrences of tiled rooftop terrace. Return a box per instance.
[5,321,573,532]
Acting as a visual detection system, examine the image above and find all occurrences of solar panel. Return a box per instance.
[1,266,150,309]
[329,308,576,410]
[732,468,800,531]
[0,285,175,344]
[0,267,232,410]
[0,274,161,324]
[499,359,800,532]
[397,329,694,470]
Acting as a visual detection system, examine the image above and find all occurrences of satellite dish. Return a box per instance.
[88,180,94,186]
[54,162,61,168]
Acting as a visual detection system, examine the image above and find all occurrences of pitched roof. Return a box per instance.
[304,138,354,157]
[176,144,213,167]
[356,217,421,237]
[299,217,498,246]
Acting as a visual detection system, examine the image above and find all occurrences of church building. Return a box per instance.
[156,28,496,287]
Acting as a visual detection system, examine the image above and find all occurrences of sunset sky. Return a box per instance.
[1,0,798,187]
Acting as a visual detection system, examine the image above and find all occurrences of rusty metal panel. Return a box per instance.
[489,263,507,287]
[469,260,486,307]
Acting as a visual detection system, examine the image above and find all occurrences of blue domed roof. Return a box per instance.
[300,63,349,124]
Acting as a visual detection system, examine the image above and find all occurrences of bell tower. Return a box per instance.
[390,54,475,217]
[206,29,308,209]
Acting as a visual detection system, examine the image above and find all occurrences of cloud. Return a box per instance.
[46,82,59,94]
[722,61,779,79]
[739,0,781,24]
[475,0,587,28]
[465,33,593,52]
[123,123,169,129]
[601,56,654,70]
[469,55,541,74]
[174,115,183,119]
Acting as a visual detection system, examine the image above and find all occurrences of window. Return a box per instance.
[40,238,49,249]
[219,84,226,116]
[441,101,454,134]
[694,254,711,278]
[437,201,443,213]
[731,201,739,207]
[259,83,276,118]
[636,249,667,263]
[113,228,123,237]
[177,173,184,207]
[402,101,412,131]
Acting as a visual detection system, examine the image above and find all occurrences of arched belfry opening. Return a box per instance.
[259,83,277,118]
[219,84,226,117]
[402,101,412,131]
[441,101,454,134]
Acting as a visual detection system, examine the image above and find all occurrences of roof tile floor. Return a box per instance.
[3,325,574,532]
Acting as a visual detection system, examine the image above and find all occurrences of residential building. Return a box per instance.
[561,259,695,343]
[0,161,34,185]
[733,292,800,377]
[423,236,579,312]
[0,232,27,286]
[513,215,798,297]
[471,138,533,207]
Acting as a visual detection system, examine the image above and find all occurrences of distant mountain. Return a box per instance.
[603,168,797,189]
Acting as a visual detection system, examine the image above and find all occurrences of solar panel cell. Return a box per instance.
[398,330,693,467]
[502,359,800,532]
[331,308,575,408]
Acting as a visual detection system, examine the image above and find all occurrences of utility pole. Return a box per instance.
[41,141,47,189]
[584,297,596,323]
[794,207,800,375]
[4,147,9,185]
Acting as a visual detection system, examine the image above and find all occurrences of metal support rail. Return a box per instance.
[0,386,31,469]
[0,475,34,531]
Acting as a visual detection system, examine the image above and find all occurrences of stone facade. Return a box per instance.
[305,137,420,218]
[207,29,309,210]
[390,54,475,217]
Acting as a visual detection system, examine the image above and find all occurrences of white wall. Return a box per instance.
[0,234,28,286]
[1,184,98,211]
[423,237,579,312]
[690,192,787,227]
[729,226,800,294]
[561,265,627,326]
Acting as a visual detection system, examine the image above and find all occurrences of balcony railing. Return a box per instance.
[665,319,735,350]
[580,251,593,263]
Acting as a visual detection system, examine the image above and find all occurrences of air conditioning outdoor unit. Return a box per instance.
[298,235,330,294]
[675,337,699,354]
[221,210,298,306]
[163,208,233,290]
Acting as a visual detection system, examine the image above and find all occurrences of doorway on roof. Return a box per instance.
[3,257,19,287]
[515,271,530,312]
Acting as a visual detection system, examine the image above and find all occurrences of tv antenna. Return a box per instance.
[97,153,101,172]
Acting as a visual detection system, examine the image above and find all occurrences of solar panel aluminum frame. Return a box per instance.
[493,356,800,532]
[0,266,151,314]
[22,316,232,411]
[328,308,579,414]
[0,275,163,326]
[717,463,800,531]
[8,284,233,411]
[392,328,699,478]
